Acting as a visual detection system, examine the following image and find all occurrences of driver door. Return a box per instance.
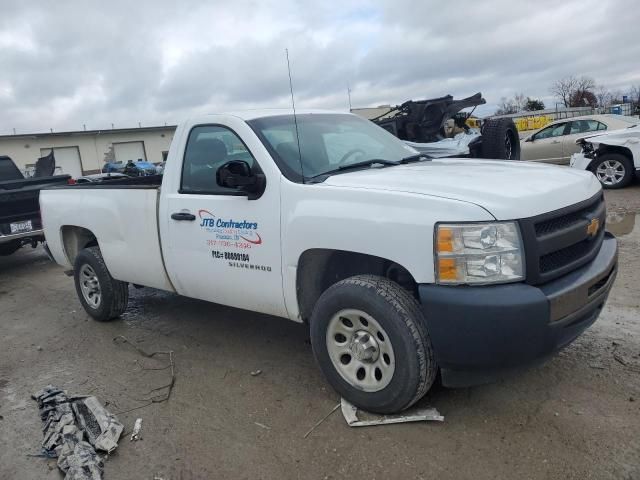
[160,124,286,318]
[523,122,569,163]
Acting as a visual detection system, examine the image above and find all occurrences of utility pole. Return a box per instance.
[347,83,352,111]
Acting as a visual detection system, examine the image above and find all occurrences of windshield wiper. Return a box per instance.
[399,153,431,163]
[337,159,399,171]
[307,159,399,182]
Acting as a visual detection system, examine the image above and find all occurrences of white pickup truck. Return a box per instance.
[41,110,618,413]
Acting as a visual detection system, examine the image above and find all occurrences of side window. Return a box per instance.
[181,125,257,194]
[569,120,606,134]
[534,123,567,140]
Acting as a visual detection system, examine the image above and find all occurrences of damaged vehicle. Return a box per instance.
[369,93,521,160]
[570,124,640,188]
[41,110,616,414]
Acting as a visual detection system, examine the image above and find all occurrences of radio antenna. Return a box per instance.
[285,48,304,181]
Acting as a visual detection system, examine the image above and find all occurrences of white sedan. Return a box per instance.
[521,114,637,165]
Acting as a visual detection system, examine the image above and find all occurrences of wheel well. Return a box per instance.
[296,249,417,322]
[61,226,98,265]
[591,145,634,169]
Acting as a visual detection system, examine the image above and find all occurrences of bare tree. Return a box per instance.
[550,76,578,107]
[495,93,528,115]
[550,75,596,107]
[495,97,518,115]
[595,85,611,108]
[630,85,640,105]
[571,76,596,107]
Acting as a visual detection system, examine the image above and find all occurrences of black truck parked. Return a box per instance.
[0,155,70,256]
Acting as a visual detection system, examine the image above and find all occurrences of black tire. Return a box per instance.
[73,246,128,321]
[590,153,634,189]
[310,275,437,414]
[0,242,22,256]
[481,118,520,160]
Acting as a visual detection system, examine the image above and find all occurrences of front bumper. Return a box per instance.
[418,233,617,387]
[569,152,592,170]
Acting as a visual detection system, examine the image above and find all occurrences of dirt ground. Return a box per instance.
[1,186,640,480]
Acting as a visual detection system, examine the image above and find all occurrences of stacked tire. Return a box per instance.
[481,118,520,160]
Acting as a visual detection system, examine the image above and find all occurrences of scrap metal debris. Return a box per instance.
[32,386,124,480]
[130,418,142,441]
[112,335,176,408]
[340,398,444,427]
[303,403,341,438]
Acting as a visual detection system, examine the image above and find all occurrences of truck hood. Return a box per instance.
[323,159,601,219]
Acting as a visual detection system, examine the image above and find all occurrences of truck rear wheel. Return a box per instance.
[310,275,436,414]
[74,246,128,321]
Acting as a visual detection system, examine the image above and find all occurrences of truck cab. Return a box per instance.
[41,110,617,414]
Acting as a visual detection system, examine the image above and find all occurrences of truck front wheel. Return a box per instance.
[74,246,129,321]
[310,275,436,414]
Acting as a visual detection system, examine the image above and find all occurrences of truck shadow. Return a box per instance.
[0,246,51,276]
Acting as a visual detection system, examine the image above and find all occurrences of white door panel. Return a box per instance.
[159,123,287,318]
[114,141,146,162]
[162,192,285,317]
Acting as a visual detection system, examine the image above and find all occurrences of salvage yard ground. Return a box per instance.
[1,186,640,480]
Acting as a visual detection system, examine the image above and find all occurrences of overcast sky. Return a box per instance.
[1,0,639,134]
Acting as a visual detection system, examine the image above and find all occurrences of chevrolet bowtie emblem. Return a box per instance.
[586,218,600,237]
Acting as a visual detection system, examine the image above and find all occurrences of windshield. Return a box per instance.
[248,113,416,182]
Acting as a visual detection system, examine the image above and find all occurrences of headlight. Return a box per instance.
[435,222,524,284]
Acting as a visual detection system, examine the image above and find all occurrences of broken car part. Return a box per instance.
[32,385,123,480]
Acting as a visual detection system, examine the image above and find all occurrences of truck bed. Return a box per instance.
[40,184,174,292]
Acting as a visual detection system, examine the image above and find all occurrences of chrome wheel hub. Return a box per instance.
[596,160,625,186]
[79,264,102,309]
[349,330,380,362]
[326,309,395,392]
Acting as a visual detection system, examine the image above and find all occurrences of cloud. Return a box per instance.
[0,0,639,134]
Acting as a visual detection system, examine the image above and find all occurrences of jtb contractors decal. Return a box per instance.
[198,209,262,249]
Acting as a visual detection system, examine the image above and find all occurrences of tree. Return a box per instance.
[570,89,597,108]
[495,97,518,115]
[550,76,578,107]
[523,98,545,111]
[595,85,611,108]
[495,93,527,115]
[630,85,640,105]
[570,76,596,107]
[550,75,596,107]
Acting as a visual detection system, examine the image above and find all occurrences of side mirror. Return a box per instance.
[217,160,266,200]
[525,136,533,142]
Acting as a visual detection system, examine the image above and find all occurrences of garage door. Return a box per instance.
[113,141,146,163]
[40,147,83,178]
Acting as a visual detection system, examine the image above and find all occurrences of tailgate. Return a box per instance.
[0,188,42,237]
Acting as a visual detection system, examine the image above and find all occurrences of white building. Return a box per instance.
[0,125,176,177]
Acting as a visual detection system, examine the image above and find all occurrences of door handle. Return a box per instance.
[171,212,196,221]
[551,140,560,144]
